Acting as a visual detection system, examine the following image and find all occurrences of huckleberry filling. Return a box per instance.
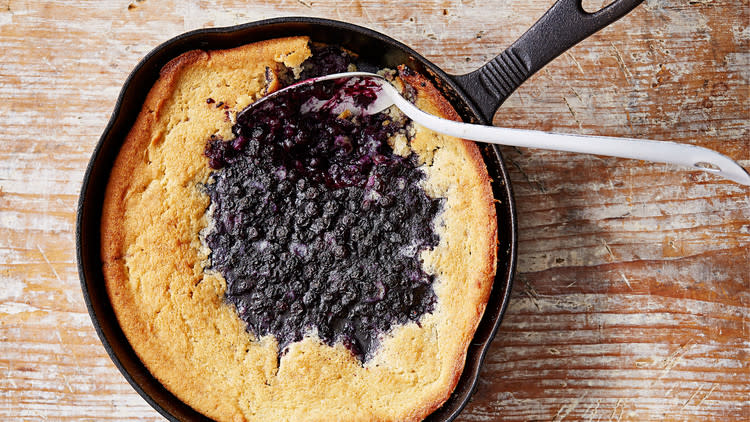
[297,44,358,80]
[204,57,442,362]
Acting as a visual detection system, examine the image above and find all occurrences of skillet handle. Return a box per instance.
[452,0,644,123]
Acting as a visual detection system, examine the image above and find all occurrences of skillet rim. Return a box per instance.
[76,16,518,422]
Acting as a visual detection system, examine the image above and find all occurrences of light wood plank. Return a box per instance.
[1,0,747,420]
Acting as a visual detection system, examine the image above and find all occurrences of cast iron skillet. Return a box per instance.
[77,0,643,420]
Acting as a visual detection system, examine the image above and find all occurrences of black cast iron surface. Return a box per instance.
[78,0,646,416]
[77,17,518,422]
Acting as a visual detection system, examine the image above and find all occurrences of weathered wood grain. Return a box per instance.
[1,0,747,421]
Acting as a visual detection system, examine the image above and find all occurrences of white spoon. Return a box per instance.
[254,72,750,186]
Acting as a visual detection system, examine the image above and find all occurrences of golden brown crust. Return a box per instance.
[101,37,497,422]
[396,66,497,421]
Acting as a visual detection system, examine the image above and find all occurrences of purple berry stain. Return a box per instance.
[203,55,442,362]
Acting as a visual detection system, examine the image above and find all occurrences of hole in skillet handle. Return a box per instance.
[582,0,618,13]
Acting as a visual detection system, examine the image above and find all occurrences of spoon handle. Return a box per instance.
[390,92,750,186]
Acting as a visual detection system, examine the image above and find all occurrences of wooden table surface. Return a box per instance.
[1,0,748,420]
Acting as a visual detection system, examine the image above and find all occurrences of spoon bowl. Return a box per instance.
[253,72,750,186]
